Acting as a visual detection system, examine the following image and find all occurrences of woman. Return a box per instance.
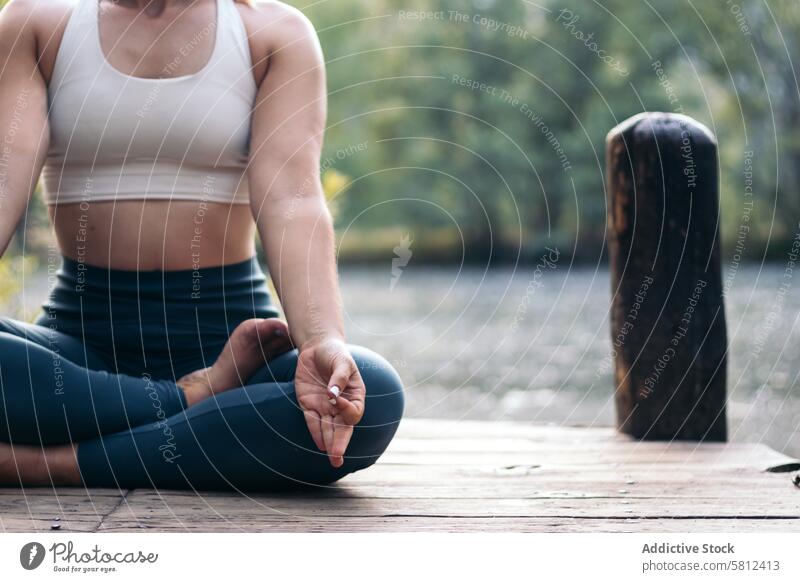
[0,0,403,490]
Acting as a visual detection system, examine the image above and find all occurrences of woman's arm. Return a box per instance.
[247,8,341,350]
[246,6,365,467]
[0,0,50,257]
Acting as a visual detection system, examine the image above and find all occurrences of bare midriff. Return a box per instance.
[49,200,257,271]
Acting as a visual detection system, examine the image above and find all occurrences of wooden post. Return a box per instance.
[606,112,727,441]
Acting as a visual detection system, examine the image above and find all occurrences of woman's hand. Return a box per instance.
[295,338,365,467]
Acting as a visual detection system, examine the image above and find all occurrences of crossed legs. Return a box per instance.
[0,318,404,491]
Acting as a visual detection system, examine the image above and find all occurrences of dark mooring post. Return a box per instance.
[606,112,727,441]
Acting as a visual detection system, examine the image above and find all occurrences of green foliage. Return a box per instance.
[0,255,37,319]
[291,0,799,262]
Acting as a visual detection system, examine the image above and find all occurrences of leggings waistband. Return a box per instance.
[57,255,266,294]
[43,255,278,323]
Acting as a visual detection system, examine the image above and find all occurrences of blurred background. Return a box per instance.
[3,0,799,456]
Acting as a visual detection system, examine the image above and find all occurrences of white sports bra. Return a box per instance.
[42,0,256,205]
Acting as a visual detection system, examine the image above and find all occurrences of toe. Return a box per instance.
[255,318,289,341]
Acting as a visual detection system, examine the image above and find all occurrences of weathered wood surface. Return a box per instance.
[606,112,728,441]
[1,419,797,533]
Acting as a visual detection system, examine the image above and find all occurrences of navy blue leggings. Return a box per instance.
[0,258,404,491]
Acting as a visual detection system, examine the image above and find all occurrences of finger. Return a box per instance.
[333,396,364,425]
[303,410,325,451]
[327,384,341,405]
[327,358,355,395]
[329,416,354,467]
[321,414,335,455]
[334,370,366,424]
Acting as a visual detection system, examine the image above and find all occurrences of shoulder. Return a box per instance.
[234,1,322,84]
[0,0,40,58]
[0,0,74,29]
[0,0,74,51]
[236,0,316,39]
[235,0,320,57]
[0,0,38,35]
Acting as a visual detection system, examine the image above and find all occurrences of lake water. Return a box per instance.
[338,263,800,459]
[15,262,800,458]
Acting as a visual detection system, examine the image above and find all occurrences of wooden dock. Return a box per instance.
[2,419,799,533]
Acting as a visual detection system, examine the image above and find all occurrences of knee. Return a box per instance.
[348,345,405,430]
[332,345,404,474]
[0,318,36,351]
[0,317,20,336]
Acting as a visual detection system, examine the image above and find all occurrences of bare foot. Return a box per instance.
[177,318,292,406]
[0,441,80,486]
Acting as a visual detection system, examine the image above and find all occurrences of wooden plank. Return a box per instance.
[0,487,123,497]
[383,443,786,462]
[2,420,797,533]
[90,471,792,500]
[96,484,790,501]
[395,420,618,440]
[389,421,793,469]
[389,437,776,453]
[237,482,794,500]
[345,463,789,482]
[376,450,787,469]
[0,490,126,533]
[99,490,800,521]
[0,517,103,533]
[97,517,800,533]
